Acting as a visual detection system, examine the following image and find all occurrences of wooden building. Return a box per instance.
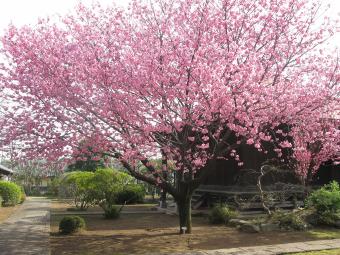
[203,144,340,186]
[0,164,13,181]
[192,144,339,210]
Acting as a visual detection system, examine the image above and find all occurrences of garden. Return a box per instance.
[0,0,339,254]
[45,167,340,255]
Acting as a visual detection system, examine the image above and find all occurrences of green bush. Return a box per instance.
[59,216,86,234]
[209,205,238,224]
[0,196,2,207]
[29,187,42,196]
[306,210,340,227]
[0,181,22,206]
[270,211,308,231]
[307,181,340,214]
[19,187,26,204]
[61,171,95,210]
[115,185,145,204]
[317,211,340,226]
[306,181,340,227]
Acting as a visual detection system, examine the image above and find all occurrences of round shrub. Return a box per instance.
[103,206,120,219]
[209,205,238,224]
[115,185,145,204]
[0,181,22,206]
[59,216,86,234]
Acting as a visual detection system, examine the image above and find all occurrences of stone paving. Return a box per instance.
[161,239,340,255]
[0,197,50,255]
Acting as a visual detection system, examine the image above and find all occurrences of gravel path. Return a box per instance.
[0,197,50,255]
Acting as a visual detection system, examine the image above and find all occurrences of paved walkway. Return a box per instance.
[0,197,50,255]
[163,239,340,255]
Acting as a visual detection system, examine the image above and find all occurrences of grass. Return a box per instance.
[286,249,340,255]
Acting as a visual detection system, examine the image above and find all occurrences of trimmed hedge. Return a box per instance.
[59,216,86,234]
[0,181,22,206]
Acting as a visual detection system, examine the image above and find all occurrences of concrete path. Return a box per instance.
[163,239,340,255]
[0,197,50,255]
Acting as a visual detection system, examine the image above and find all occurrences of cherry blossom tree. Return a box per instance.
[292,118,339,185]
[0,0,339,233]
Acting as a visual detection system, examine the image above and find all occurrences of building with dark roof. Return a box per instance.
[0,164,13,180]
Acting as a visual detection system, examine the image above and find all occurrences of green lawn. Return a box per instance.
[287,249,340,255]
[307,229,340,239]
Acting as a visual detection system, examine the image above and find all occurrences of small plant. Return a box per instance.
[209,204,238,224]
[0,196,3,207]
[0,181,22,206]
[59,216,86,234]
[270,211,307,231]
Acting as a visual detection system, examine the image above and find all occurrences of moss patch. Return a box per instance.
[307,229,340,239]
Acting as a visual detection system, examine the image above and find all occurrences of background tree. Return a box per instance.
[0,0,339,233]
[66,139,106,172]
[11,160,64,195]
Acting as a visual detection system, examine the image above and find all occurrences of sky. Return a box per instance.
[0,0,128,31]
[0,0,338,46]
[0,0,339,28]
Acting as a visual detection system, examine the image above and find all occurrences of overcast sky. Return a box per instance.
[0,0,127,30]
[0,0,338,44]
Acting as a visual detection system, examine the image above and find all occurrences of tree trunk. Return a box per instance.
[304,161,316,199]
[160,151,168,208]
[160,189,167,208]
[177,195,192,234]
